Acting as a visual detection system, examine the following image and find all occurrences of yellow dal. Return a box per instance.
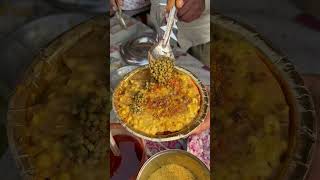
[114,68,201,135]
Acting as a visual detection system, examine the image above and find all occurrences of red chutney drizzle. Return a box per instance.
[110,135,144,180]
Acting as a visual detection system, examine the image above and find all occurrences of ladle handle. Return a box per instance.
[162,6,176,48]
[115,0,127,29]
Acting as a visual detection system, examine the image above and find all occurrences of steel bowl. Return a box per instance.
[112,65,209,142]
[120,34,156,66]
[136,149,210,180]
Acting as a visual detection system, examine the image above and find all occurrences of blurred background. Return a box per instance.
[0,0,108,179]
[0,0,154,179]
[214,0,320,74]
[214,1,320,179]
[0,0,319,179]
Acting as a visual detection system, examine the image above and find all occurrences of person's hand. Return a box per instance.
[192,109,210,135]
[166,0,184,11]
[111,0,123,11]
[166,0,205,23]
[191,85,210,135]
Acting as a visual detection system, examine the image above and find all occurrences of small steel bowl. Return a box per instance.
[112,65,209,142]
[136,149,210,180]
[120,34,156,66]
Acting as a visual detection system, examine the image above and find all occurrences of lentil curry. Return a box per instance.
[113,67,201,135]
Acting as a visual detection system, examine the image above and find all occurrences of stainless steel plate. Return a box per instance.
[110,65,138,92]
[112,65,209,142]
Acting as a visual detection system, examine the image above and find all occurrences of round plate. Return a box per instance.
[112,65,209,142]
[110,65,139,92]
